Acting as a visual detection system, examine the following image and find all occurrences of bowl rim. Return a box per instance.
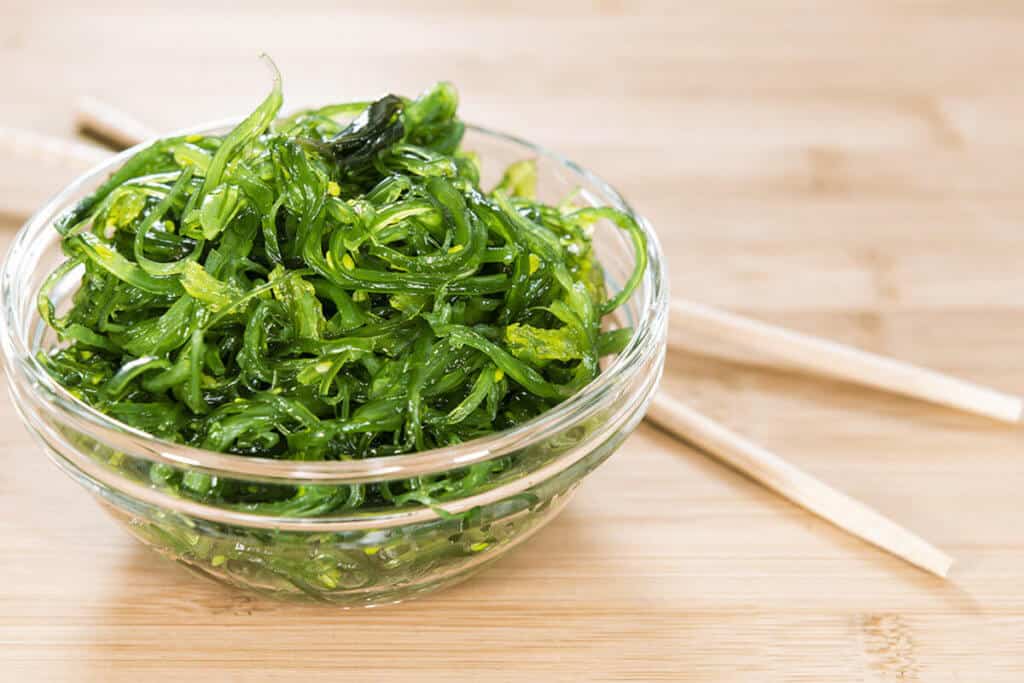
[1,119,669,487]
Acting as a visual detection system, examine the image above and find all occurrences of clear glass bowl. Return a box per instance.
[0,123,668,606]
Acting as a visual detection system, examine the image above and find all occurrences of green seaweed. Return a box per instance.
[39,63,647,521]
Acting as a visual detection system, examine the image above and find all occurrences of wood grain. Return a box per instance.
[2,1,1023,680]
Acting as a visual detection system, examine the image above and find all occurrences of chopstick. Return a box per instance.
[0,126,110,219]
[670,299,1022,424]
[71,96,959,577]
[74,96,157,150]
[0,126,110,166]
[70,97,1021,424]
[71,94,1022,425]
[647,393,954,577]
[62,96,1024,424]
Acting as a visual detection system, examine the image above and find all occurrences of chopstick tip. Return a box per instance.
[916,549,954,580]
[1010,397,1024,424]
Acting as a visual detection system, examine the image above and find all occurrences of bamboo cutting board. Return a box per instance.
[1,2,1023,680]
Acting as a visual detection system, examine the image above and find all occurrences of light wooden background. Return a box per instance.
[2,1,1023,680]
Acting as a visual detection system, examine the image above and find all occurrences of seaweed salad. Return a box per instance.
[38,59,647,519]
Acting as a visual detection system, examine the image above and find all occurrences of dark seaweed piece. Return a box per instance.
[306,94,405,174]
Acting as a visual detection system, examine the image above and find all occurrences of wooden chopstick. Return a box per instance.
[69,97,958,577]
[0,127,111,219]
[74,96,157,150]
[670,299,1022,424]
[69,97,1023,424]
[0,126,110,166]
[647,392,954,577]
[70,93,1021,426]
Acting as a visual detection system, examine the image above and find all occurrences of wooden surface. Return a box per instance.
[2,2,1023,680]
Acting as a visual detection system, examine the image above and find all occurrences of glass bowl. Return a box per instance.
[0,123,668,606]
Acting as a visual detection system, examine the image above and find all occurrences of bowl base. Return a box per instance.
[97,486,577,607]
